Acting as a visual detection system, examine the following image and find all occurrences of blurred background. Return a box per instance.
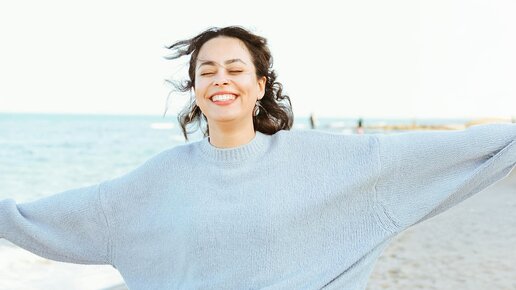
[1,0,515,289]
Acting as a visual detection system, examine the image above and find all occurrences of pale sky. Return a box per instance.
[0,0,515,119]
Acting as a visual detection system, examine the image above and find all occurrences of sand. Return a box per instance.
[367,170,516,290]
[1,172,515,290]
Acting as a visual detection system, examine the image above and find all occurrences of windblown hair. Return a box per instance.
[164,26,294,141]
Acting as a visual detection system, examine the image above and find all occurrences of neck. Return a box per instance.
[207,120,256,148]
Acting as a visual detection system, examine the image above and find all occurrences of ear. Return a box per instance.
[257,76,267,100]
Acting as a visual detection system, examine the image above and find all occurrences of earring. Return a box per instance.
[188,105,197,121]
[253,101,261,116]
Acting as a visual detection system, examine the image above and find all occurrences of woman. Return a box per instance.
[1,26,515,290]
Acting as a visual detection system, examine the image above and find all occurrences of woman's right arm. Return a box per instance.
[0,183,112,265]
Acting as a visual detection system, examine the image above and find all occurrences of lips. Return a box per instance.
[213,94,235,101]
[209,91,238,100]
[211,96,237,106]
[209,92,239,106]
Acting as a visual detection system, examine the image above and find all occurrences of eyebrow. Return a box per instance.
[196,58,247,69]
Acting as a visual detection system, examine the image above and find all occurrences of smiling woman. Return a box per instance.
[193,37,268,148]
[164,26,294,147]
[1,25,516,290]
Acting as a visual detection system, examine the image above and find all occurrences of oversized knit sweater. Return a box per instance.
[1,124,516,290]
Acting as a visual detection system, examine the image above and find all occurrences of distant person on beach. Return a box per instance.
[309,112,316,129]
[357,117,364,134]
[1,26,516,290]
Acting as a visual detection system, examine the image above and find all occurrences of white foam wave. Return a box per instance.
[150,123,174,130]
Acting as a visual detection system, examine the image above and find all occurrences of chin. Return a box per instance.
[208,113,251,124]
[209,115,241,123]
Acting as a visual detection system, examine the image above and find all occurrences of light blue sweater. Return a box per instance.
[1,124,515,290]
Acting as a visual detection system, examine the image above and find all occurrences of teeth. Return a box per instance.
[212,94,236,102]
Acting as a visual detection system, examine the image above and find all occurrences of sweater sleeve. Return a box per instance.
[374,124,516,232]
[0,183,111,265]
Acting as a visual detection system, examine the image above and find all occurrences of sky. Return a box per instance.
[0,0,515,119]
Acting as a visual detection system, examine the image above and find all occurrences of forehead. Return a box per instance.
[196,37,252,64]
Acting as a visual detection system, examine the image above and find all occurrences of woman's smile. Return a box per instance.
[210,92,239,105]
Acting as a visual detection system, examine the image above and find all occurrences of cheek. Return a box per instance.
[194,79,208,95]
[235,75,259,91]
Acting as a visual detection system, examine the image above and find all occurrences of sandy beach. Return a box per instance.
[367,170,516,290]
[1,171,515,290]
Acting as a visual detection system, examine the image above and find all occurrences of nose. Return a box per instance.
[213,72,230,86]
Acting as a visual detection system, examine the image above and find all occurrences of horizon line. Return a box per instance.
[1,111,514,121]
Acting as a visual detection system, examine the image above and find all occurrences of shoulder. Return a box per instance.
[274,129,376,145]
[118,142,194,175]
[271,129,378,155]
[148,141,196,164]
[101,142,197,190]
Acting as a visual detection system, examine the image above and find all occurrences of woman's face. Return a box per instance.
[194,36,266,126]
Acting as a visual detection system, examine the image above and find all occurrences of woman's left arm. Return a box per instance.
[374,124,516,232]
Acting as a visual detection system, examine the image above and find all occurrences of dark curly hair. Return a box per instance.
[164,26,294,141]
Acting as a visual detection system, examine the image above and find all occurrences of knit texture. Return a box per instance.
[1,124,515,290]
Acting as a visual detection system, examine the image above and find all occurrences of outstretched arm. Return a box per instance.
[374,124,516,232]
[0,183,111,265]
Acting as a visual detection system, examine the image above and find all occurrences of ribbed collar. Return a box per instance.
[197,131,269,163]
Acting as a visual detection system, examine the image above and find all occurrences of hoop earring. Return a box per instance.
[253,101,262,117]
[188,105,198,121]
